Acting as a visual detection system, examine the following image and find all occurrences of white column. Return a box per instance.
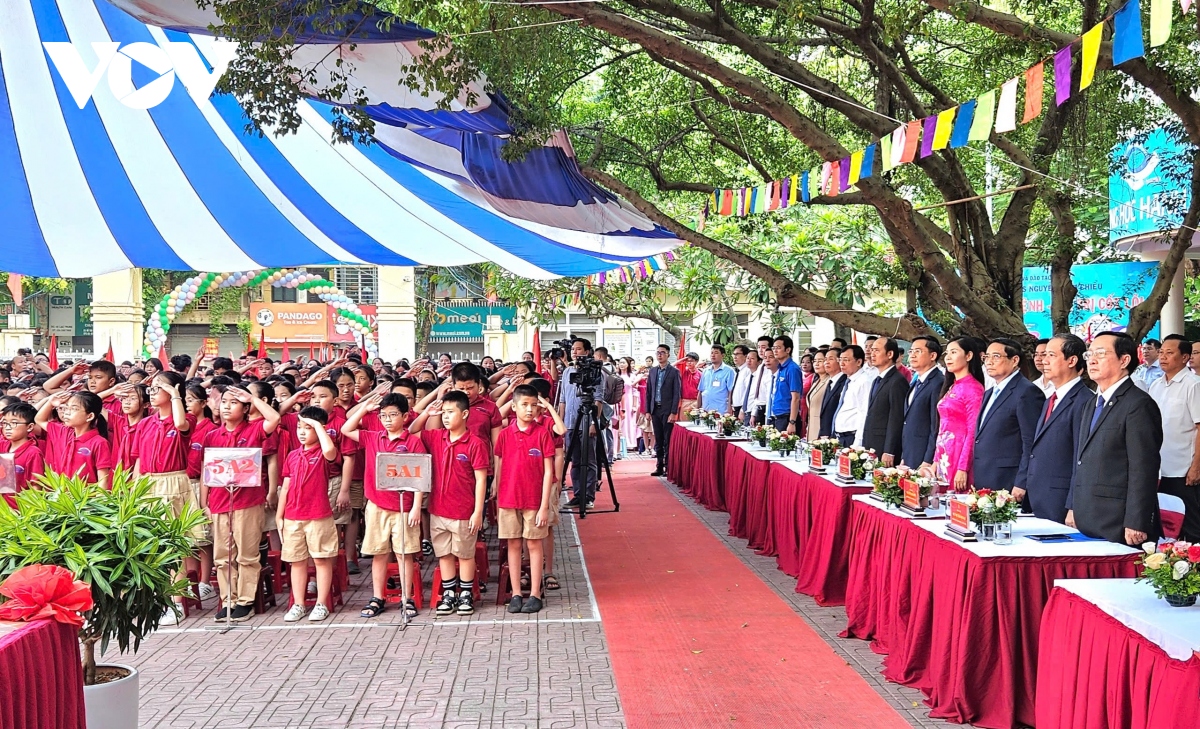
[91,269,143,362]
[376,266,416,362]
[1161,261,1186,337]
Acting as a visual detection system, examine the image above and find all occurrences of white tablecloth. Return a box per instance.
[852,495,1139,559]
[1055,578,1200,660]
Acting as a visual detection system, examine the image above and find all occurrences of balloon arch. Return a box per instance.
[144,268,378,359]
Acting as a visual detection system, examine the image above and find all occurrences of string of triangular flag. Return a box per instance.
[549,251,678,308]
[702,0,1182,222]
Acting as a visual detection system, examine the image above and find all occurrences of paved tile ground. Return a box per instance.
[122,508,625,729]
[122,453,969,728]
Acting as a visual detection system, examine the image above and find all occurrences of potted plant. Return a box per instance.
[809,437,840,464]
[0,469,204,729]
[749,424,771,448]
[871,467,908,507]
[963,488,1020,541]
[719,414,740,437]
[836,446,877,481]
[1138,540,1200,607]
[767,431,799,456]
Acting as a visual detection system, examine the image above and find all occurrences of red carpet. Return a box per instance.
[576,460,909,728]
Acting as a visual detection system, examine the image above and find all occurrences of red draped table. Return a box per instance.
[666,424,744,512]
[0,620,86,729]
[842,497,1140,729]
[665,423,703,490]
[1036,579,1200,729]
[779,465,873,603]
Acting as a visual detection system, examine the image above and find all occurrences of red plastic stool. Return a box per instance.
[334,549,350,593]
[183,570,204,617]
[495,558,531,605]
[267,550,289,594]
[474,540,489,589]
[383,561,424,609]
[285,563,344,610]
[255,569,277,614]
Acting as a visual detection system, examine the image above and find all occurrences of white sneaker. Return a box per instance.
[197,582,217,602]
[283,604,308,622]
[308,603,331,622]
[160,604,181,626]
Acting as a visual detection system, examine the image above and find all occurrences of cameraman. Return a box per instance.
[594,347,625,465]
[556,338,606,508]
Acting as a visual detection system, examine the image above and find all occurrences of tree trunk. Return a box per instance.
[83,638,96,686]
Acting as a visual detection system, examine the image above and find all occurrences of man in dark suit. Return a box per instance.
[1068,332,1163,545]
[1024,334,1091,523]
[900,336,945,470]
[861,337,909,466]
[818,347,846,438]
[646,343,682,477]
[974,338,1045,490]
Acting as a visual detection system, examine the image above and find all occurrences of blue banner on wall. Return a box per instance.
[1110,129,1192,243]
[1023,262,1160,341]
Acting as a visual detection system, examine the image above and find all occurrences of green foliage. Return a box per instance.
[0,469,204,683]
[206,287,245,337]
[1138,544,1200,599]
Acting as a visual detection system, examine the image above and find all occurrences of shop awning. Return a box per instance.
[0,0,677,280]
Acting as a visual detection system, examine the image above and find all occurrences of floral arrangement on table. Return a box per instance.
[837,446,877,481]
[767,430,800,456]
[749,424,772,447]
[1138,540,1200,607]
[809,437,840,464]
[719,414,740,436]
[872,466,912,507]
[964,488,1020,525]
[688,408,703,423]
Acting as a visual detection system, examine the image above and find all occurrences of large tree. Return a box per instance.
[206,0,1200,342]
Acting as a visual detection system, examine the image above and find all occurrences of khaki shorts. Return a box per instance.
[362,501,421,556]
[189,478,213,546]
[498,507,549,541]
[147,471,208,546]
[280,516,339,562]
[326,475,351,526]
[429,514,478,560]
[348,479,365,510]
[263,506,277,533]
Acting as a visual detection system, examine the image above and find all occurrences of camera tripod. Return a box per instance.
[560,395,620,519]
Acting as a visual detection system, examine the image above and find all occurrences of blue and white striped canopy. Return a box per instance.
[1,0,677,279]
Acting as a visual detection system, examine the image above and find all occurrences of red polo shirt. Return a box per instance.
[109,414,143,472]
[467,395,502,475]
[203,420,269,514]
[280,445,333,521]
[1,439,44,506]
[43,422,113,485]
[420,429,488,520]
[131,413,195,475]
[360,430,427,512]
[186,419,218,479]
[495,420,554,511]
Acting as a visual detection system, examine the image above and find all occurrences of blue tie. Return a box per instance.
[870,375,883,402]
[1089,394,1106,434]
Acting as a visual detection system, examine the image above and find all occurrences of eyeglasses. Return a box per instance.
[147,386,161,394]
[1083,349,1110,361]
[0,421,28,430]
[981,353,1013,363]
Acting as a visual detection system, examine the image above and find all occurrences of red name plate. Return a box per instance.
[901,478,920,509]
[838,453,852,478]
[949,499,971,530]
[810,449,823,469]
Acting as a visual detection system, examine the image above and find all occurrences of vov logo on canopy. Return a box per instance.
[43,37,237,110]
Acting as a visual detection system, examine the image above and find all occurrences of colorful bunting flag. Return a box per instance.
[901,120,921,163]
[860,144,876,180]
[848,151,863,185]
[920,115,937,158]
[830,160,843,195]
[950,99,976,148]
[996,77,1019,133]
[788,175,799,205]
[1023,63,1044,123]
[1113,0,1145,63]
[839,157,851,191]
[1080,22,1103,90]
[1151,0,1172,46]
[719,189,733,215]
[881,134,894,172]
[1183,0,1192,15]
[1054,46,1073,106]
[969,90,995,140]
[933,107,956,150]
[800,171,811,202]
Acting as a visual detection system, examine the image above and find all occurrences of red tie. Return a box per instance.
[1043,392,1057,424]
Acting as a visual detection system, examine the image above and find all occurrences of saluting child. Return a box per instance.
[409,390,488,616]
[278,407,341,622]
[342,392,426,619]
[35,390,113,489]
[0,403,44,507]
[495,385,555,614]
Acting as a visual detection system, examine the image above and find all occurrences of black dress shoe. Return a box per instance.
[650,469,664,477]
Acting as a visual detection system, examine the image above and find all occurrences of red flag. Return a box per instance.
[531,327,542,375]
[157,344,168,368]
[257,329,266,360]
[104,339,114,363]
[5,274,22,308]
[47,335,58,371]
[676,330,686,362]
[281,338,291,362]
[308,342,314,362]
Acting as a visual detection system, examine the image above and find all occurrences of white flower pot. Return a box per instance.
[84,664,139,729]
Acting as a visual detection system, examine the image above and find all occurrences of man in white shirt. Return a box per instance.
[1031,338,1055,396]
[1133,338,1164,391]
[729,345,753,419]
[832,345,871,447]
[1148,334,1200,541]
[740,351,769,425]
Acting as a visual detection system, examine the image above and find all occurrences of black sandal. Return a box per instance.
[404,599,418,618]
[360,597,386,618]
[544,574,561,591]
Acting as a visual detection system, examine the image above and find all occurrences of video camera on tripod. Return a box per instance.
[553,337,619,518]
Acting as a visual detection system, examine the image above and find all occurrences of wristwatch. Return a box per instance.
[788,419,797,424]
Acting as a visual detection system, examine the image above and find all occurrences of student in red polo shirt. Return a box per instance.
[342,392,426,619]
[308,380,357,567]
[184,383,218,596]
[495,385,555,614]
[200,385,280,622]
[35,390,113,488]
[0,403,45,507]
[132,371,202,626]
[410,391,488,616]
[278,407,340,623]
[107,383,148,472]
[43,360,122,420]
[529,378,566,592]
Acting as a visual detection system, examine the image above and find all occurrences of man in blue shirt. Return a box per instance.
[697,345,738,414]
[771,335,805,434]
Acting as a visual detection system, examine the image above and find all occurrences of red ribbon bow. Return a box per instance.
[0,565,93,628]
